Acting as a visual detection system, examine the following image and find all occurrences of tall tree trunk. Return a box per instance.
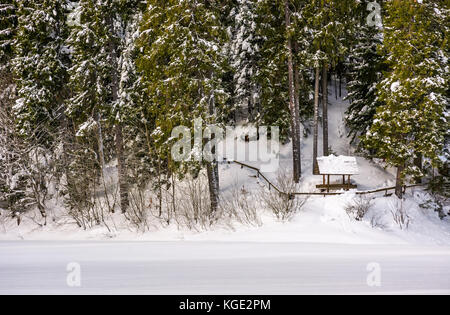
[207,163,219,214]
[107,14,129,213]
[249,84,258,123]
[214,161,219,193]
[414,153,423,184]
[293,40,302,179]
[115,124,129,213]
[207,87,219,214]
[335,73,338,100]
[322,65,329,156]
[313,67,320,175]
[95,112,106,172]
[61,112,79,211]
[157,151,162,217]
[284,1,301,183]
[395,165,404,199]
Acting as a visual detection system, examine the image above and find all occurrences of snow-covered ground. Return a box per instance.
[0,88,449,295]
[0,88,448,245]
[1,241,449,295]
[2,190,448,245]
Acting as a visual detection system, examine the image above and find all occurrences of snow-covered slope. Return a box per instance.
[0,88,448,245]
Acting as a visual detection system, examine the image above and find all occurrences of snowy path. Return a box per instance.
[219,87,397,194]
[1,241,449,295]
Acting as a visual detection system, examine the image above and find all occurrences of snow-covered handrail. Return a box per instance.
[228,160,426,198]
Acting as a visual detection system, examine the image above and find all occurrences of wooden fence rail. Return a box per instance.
[228,160,425,198]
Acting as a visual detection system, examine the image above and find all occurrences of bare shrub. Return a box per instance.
[64,145,116,231]
[219,183,262,227]
[0,108,58,225]
[125,187,152,232]
[167,173,263,230]
[174,173,212,230]
[345,196,373,221]
[388,199,411,230]
[260,169,307,221]
[369,213,388,229]
[68,199,102,230]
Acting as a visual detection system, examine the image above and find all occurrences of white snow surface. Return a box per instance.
[0,87,449,246]
[0,241,449,295]
[1,87,449,295]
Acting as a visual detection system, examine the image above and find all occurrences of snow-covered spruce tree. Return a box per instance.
[116,6,154,189]
[364,0,449,199]
[345,1,387,145]
[301,0,335,174]
[0,1,17,204]
[0,0,21,213]
[283,0,303,183]
[256,0,314,182]
[111,1,150,216]
[255,0,290,141]
[112,2,165,217]
[0,1,54,219]
[425,0,450,204]
[5,0,70,221]
[137,0,228,214]
[303,0,358,169]
[0,105,36,218]
[229,0,261,123]
[67,0,142,214]
[0,0,16,111]
[66,0,107,214]
[0,0,15,212]
[13,0,69,147]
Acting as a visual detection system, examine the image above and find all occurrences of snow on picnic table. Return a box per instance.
[317,155,359,175]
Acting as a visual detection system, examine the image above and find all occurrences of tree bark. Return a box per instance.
[284,0,301,183]
[293,40,302,178]
[322,65,329,156]
[95,112,106,172]
[206,136,220,215]
[115,124,129,213]
[414,153,423,184]
[207,86,219,214]
[335,73,338,100]
[107,14,129,213]
[313,67,320,175]
[395,165,404,199]
[207,163,219,214]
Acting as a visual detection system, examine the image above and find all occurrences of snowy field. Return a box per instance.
[0,241,449,295]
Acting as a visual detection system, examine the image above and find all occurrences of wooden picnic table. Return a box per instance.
[316,155,359,192]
